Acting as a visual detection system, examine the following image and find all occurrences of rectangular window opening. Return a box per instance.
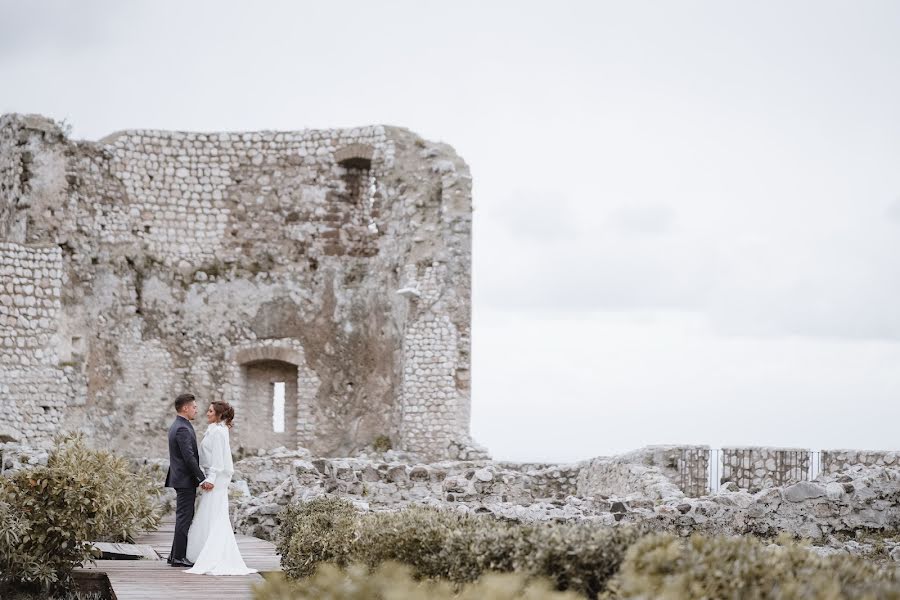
[272,381,286,433]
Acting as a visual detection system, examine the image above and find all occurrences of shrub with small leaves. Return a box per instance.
[254,562,583,600]
[355,506,479,579]
[371,435,392,453]
[521,522,645,598]
[604,532,900,600]
[0,435,161,594]
[278,499,643,597]
[277,497,359,579]
[441,511,526,583]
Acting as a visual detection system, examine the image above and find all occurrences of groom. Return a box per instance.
[164,393,214,568]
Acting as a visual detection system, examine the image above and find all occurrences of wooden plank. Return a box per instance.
[90,542,160,560]
[76,516,281,600]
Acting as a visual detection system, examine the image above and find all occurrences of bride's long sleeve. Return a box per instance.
[201,426,234,485]
[220,427,234,479]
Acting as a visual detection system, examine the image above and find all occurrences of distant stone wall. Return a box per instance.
[577,459,683,502]
[576,446,709,500]
[230,446,900,542]
[821,450,900,475]
[720,447,809,491]
[232,450,578,505]
[653,466,900,541]
[677,446,710,497]
[502,462,581,500]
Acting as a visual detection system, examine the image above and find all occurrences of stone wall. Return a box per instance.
[576,445,709,501]
[821,450,900,475]
[651,466,900,541]
[97,126,391,262]
[229,444,900,543]
[720,447,809,492]
[231,451,588,538]
[231,454,900,543]
[0,242,82,444]
[232,450,579,506]
[0,113,476,460]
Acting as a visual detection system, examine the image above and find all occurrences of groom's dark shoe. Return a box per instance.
[169,558,194,568]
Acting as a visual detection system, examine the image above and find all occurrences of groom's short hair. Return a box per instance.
[174,393,196,412]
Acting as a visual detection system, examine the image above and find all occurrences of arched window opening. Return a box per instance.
[240,359,298,450]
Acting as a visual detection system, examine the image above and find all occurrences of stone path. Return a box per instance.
[76,516,280,600]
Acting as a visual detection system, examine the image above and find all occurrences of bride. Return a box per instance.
[184,400,257,576]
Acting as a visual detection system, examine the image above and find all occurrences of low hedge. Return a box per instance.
[0,435,161,594]
[277,498,643,597]
[254,561,582,600]
[277,499,900,599]
[604,533,900,599]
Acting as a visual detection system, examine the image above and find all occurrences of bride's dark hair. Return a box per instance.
[210,400,235,428]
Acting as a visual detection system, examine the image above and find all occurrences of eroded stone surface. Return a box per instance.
[0,113,481,460]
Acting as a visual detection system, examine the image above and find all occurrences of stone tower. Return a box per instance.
[0,113,484,460]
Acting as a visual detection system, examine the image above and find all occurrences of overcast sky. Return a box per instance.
[3,1,899,462]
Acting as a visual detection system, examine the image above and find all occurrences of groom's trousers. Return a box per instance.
[169,487,197,562]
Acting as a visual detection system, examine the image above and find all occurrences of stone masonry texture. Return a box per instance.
[0,113,481,460]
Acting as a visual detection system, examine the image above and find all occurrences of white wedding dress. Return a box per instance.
[184,422,257,576]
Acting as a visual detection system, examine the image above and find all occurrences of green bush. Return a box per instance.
[371,435,392,453]
[278,499,642,597]
[254,561,583,600]
[522,522,644,598]
[0,435,161,593]
[604,533,900,600]
[441,511,524,582]
[355,506,479,580]
[277,497,359,579]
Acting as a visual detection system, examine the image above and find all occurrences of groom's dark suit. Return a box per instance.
[165,415,206,563]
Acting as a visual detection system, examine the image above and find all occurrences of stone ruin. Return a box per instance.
[216,444,900,561]
[3,113,900,563]
[0,113,484,460]
[8,438,897,561]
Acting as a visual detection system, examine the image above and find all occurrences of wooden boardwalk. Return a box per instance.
[76,516,281,600]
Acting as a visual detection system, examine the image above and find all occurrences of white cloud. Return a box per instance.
[609,202,676,235]
[887,198,900,224]
[3,0,900,458]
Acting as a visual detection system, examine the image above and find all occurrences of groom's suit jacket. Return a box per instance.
[164,415,206,489]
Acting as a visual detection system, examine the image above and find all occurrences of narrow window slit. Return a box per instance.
[272,381,286,433]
